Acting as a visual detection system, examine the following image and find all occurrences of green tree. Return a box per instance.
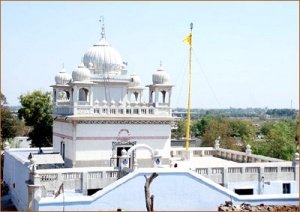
[171,119,186,139]
[251,120,297,160]
[1,93,18,143]
[1,93,7,105]
[18,91,53,147]
[191,116,213,137]
[201,117,242,150]
[1,107,18,141]
[229,119,256,144]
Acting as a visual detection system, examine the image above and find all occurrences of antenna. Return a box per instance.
[99,16,105,39]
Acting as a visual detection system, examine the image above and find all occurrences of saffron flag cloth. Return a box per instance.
[183,33,192,46]
[54,183,64,198]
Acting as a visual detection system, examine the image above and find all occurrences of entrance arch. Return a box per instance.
[127,144,154,159]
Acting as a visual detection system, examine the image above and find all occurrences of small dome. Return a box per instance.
[55,68,71,85]
[110,100,115,105]
[118,100,123,106]
[83,38,123,76]
[72,62,91,82]
[94,99,99,105]
[102,99,107,105]
[129,73,141,87]
[152,64,170,85]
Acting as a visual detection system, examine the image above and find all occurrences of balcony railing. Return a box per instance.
[53,103,171,116]
[33,167,119,197]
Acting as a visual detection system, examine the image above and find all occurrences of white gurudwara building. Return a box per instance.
[51,25,173,169]
[3,22,299,211]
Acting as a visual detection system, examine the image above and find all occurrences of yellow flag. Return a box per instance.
[183,33,192,46]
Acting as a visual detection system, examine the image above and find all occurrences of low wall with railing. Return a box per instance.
[194,162,296,185]
[54,103,171,116]
[216,148,285,163]
[170,147,297,186]
[36,169,299,211]
[170,147,286,163]
[170,147,217,158]
[34,167,119,197]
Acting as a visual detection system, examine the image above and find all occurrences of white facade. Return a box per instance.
[52,118,172,167]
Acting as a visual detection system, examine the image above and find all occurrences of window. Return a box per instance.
[134,92,139,101]
[53,90,57,101]
[161,90,166,103]
[234,189,253,195]
[283,183,291,194]
[78,88,89,101]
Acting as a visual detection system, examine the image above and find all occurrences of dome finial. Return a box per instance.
[99,16,105,39]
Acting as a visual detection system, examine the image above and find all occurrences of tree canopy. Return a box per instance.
[18,90,53,147]
[1,105,18,141]
[250,120,297,160]
[1,93,30,148]
[173,114,297,160]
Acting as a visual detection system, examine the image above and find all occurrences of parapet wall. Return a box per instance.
[36,169,299,211]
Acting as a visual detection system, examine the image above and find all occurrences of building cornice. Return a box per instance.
[53,115,174,124]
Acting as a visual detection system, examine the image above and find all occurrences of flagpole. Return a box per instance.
[185,23,193,159]
[62,183,65,212]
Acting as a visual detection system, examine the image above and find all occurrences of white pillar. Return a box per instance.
[168,89,172,106]
[154,88,159,106]
[73,85,78,105]
[89,87,93,106]
[293,152,299,182]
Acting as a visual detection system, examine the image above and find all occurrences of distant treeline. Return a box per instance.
[173,108,298,119]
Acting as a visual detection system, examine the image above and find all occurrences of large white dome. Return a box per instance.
[55,68,71,85]
[72,62,91,82]
[83,38,123,76]
[152,65,170,85]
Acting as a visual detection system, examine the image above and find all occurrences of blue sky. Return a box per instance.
[2,2,299,109]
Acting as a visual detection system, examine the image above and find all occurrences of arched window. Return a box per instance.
[53,90,57,102]
[58,90,70,101]
[150,91,154,103]
[134,92,139,101]
[79,88,89,101]
[65,90,70,100]
[161,90,166,103]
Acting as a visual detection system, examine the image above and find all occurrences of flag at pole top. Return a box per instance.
[183,23,193,46]
[183,33,192,46]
